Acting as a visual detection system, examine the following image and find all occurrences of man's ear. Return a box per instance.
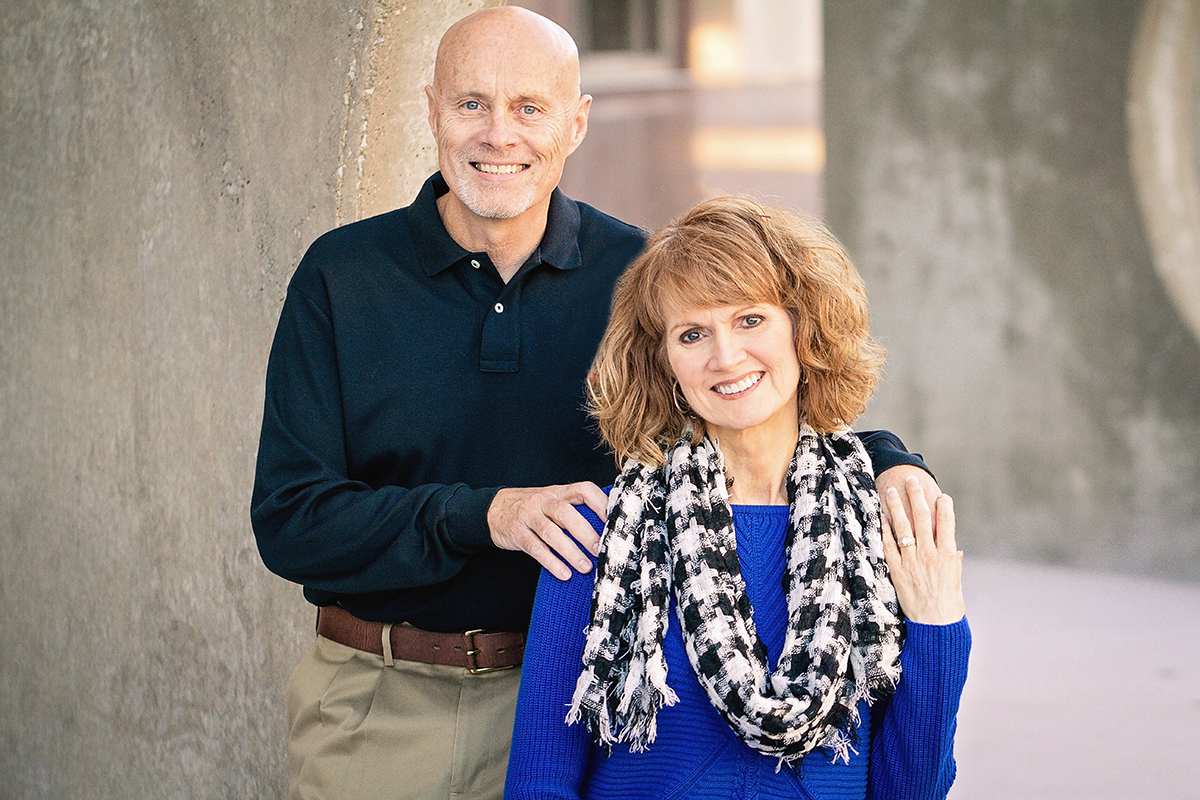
[566,94,592,156]
[425,85,438,134]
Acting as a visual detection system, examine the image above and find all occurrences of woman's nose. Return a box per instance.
[709,330,744,370]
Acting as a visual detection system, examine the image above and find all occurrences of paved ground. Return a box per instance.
[950,558,1200,799]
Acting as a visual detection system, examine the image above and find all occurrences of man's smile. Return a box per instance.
[472,162,529,174]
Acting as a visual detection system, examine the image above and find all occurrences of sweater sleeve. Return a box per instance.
[250,272,497,596]
[505,513,603,800]
[868,617,971,800]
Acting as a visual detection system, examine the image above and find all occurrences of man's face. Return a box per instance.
[426,17,590,223]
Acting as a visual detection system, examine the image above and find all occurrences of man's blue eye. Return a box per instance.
[521,105,537,114]
[464,100,480,110]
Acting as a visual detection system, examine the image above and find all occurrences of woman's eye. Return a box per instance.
[680,330,702,344]
[743,315,763,327]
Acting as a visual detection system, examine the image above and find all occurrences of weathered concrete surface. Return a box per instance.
[0,1,491,796]
[1128,0,1200,348]
[826,1,1200,581]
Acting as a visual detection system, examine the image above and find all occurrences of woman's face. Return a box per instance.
[663,301,801,442]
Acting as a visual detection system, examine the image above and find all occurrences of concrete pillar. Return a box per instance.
[825,1,1200,580]
[0,1,493,795]
[1128,0,1200,346]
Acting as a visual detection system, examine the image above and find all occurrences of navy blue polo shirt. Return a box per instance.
[251,173,925,633]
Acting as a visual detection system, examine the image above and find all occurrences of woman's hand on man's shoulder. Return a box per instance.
[880,476,966,625]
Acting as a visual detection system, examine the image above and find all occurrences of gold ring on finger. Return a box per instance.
[898,536,916,548]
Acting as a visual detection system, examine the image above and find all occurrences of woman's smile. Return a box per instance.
[713,371,763,396]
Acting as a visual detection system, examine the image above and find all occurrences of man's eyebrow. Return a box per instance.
[445,89,486,101]
[510,92,556,106]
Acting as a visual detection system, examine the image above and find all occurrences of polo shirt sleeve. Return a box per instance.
[250,266,497,596]
[859,430,934,479]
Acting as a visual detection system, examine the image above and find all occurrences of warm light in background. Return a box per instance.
[565,0,828,224]
[691,127,825,174]
[688,22,742,85]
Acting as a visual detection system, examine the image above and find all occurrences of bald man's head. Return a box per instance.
[434,7,581,97]
[425,7,590,228]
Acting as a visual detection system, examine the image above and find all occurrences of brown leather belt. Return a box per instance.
[316,604,524,673]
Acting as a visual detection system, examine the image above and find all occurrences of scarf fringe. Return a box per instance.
[566,664,680,750]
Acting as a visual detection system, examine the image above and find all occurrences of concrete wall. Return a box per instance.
[0,1,492,796]
[826,0,1200,580]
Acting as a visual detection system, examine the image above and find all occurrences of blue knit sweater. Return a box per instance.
[506,504,971,800]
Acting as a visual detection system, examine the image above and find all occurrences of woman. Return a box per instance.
[505,197,970,800]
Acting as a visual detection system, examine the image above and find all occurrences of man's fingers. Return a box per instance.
[501,513,589,582]
[523,535,573,581]
[552,506,602,558]
[488,485,601,579]
[554,482,608,555]
[511,493,594,574]
[528,514,593,576]
[529,502,595,570]
[566,481,610,525]
[535,489,601,558]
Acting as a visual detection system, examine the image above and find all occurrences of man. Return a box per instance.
[251,7,937,799]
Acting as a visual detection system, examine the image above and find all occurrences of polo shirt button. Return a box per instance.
[494,302,504,313]
[470,259,481,269]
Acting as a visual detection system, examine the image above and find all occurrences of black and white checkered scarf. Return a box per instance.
[566,426,904,764]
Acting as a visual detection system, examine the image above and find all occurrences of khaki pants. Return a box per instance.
[286,634,522,800]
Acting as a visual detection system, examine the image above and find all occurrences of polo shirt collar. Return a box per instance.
[408,173,583,277]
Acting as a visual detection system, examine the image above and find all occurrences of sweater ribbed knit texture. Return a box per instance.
[506,505,970,800]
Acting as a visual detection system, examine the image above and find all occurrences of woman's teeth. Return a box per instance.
[714,372,762,395]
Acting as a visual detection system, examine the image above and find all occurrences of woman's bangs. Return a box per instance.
[650,250,782,322]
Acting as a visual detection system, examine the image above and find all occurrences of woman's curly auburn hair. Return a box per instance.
[588,196,884,466]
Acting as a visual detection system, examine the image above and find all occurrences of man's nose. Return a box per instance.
[481,110,520,149]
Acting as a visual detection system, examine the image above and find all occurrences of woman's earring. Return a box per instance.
[672,381,690,415]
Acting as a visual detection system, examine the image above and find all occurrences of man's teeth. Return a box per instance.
[474,163,526,174]
[714,373,762,395]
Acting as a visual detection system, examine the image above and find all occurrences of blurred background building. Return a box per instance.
[527,0,827,228]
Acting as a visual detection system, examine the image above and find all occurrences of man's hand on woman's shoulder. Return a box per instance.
[488,483,608,580]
